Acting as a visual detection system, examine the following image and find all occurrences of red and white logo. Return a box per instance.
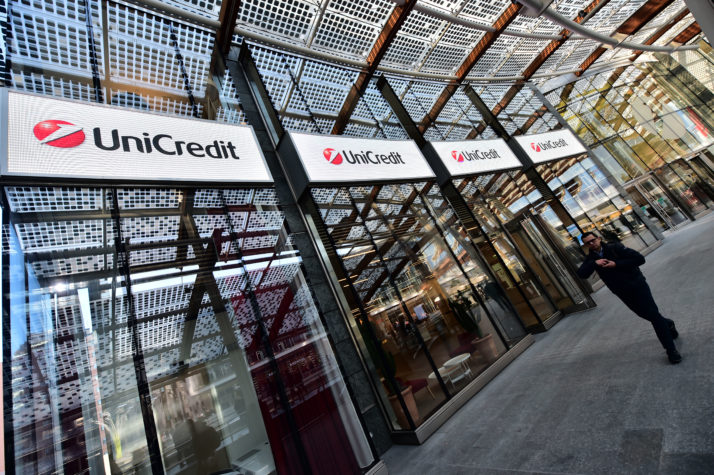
[323,148,343,165]
[451,150,464,162]
[33,120,85,148]
[530,142,541,152]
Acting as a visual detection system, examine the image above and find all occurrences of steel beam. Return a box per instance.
[331,0,417,135]
[417,3,522,134]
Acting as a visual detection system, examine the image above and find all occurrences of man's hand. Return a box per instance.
[595,259,616,268]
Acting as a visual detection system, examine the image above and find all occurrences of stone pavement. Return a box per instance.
[382,212,714,475]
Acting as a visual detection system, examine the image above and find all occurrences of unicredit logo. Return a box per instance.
[452,148,501,162]
[32,120,240,159]
[33,120,86,148]
[324,148,343,165]
[451,151,465,162]
[321,148,405,166]
[530,138,568,153]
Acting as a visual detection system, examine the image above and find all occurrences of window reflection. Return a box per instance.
[2,186,371,475]
[310,183,525,431]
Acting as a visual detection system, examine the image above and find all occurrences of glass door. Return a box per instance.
[631,175,689,229]
[625,184,671,232]
[469,198,558,330]
[509,214,589,311]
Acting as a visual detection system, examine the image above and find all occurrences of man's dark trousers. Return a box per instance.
[577,241,677,353]
[613,282,675,352]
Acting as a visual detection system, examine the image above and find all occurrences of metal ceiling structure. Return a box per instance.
[0,0,704,140]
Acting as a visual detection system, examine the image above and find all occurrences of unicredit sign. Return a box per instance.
[515,129,586,164]
[431,139,522,177]
[323,147,405,166]
[529,138,567,153]
[290,132,434,182]
[452,148,501,162]
[90,128,241,159]
[2,91,272,182]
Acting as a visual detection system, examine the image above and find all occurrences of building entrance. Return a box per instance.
[626,175,689,231]
[506,212,589,314]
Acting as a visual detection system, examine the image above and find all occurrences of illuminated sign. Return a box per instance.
[1,90,273,183]
[514,129,586,164]
[288,132,435,182]
[429,138,522,177]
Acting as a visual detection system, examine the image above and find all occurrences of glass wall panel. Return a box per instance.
[654,166,709,217]
[309,183,526,431]
[456,171,592,318]
[539,159,650,251]
[2,185,371,475]
[601,136,649,179]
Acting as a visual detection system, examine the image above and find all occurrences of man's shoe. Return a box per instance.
[667,349,682,364]
[669,321,679,340]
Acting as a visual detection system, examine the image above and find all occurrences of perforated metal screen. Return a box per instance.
[2,0,702,141]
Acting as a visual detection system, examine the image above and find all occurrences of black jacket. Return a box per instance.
[577,242,646,292]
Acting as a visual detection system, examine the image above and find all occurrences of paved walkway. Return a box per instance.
[382,212,714,475]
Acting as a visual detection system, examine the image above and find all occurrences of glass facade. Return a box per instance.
[2,185,372,474]
[2,0,713,467]
[455,170,591,315]
[308,182,526,431]
[554,61,714,229]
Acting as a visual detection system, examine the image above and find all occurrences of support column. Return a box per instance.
[526,83,664,240]
[374,75,547,330]
[683,0,714,45]
[224,44,390,457]
[462,85,582,234]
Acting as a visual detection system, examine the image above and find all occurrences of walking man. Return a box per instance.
[577,232,681,364]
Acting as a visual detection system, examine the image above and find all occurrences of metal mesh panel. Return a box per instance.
[583,0,649,35]
[654,14,694,46]
[10,0,102,76]
[382,35,430,69]
[468,36,514,77]
[108,3,211,97]
[15,220,105,252]
[424,126,446,141]
[115,188,181,210]
[365,82,394,120]
[285,60,359,115]
[281,116,320,133]
[343,122,379,138]
[421,44,470,74]
[401,81,444,124]
[495,39,550,77]
[557,40,600,71]
[460,0,510,25]
[553,0,592,19]
[506,15,560,36]
[382,123,409,140]
[478,83,511,109]
[108,88,202,116]
[312,11,379,58]
[6,186,103,213]
[0,1,9,85]
[162,0,222,20]
[239,0,318,42]
[446,124,473,140]
[440,24,486,48]
[11,71,98,102]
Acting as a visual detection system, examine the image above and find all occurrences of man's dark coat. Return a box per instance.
[576,241,646,292]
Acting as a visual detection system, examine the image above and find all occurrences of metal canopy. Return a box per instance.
[1,0,702,139]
